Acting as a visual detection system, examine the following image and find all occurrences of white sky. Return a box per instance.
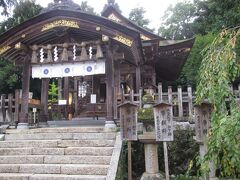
[34,0,184,30]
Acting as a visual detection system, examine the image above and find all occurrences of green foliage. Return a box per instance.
[129,7,150,28]
[48,81,58,103]
[159,1,197,39]
[175,33,216,87]
[166,130,199,176]
[116,130,199,179]
[0,0,42,33]
[0,0,16,16]
[80,1,96,15]
[138,107,154,124]
[159,0,240,39]
[196,28,240,177]
[0,58,21,94]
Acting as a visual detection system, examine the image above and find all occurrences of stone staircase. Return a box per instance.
[0,127,122,180]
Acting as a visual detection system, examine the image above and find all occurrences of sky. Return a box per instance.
[34,0,184,30]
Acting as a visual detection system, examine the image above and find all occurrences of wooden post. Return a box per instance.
[105,43,116,130]
[158,83,163,103]
[187,85,193,121]
[136,65,141,91]
[64,77,69,119]
[130,90,134,102]
[128,141,132,180]
[163,142,170,180]
[106,44,114,122]
[139,88,143,108]
[0,95,6,123]
[58,78,62,100]
[177,86,183,118]
[74,77,78,115]
[19,55,31,128]
[14,90,20,123]
[40,78,49,123]
[7,94,13,123]
[168,86,172,104]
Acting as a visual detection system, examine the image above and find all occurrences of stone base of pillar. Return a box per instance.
[104,121,117,132]
[140,172,163,180]
[17,123,29,129]
[38,122,49,128]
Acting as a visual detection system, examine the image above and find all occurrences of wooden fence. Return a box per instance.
[0,90,42,125]
[122,83,240,122]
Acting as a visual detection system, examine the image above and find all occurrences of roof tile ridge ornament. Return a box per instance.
[102,0,121,15]
[41,0,81,14]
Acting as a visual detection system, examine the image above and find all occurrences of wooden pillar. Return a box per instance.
[64,77,69,119]
[177,86,183,118]
[136,65,141,91]
[40,78,49,123]
[105,43,116,130]
[58,78,62,100]
[18,55,31,129]
[74,77,78,116]
[7,93,13,123]
[14,90,20,123]
[114,62,119,119]
[106,45,114,121]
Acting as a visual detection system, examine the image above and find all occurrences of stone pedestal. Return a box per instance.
[139,133,163,180]
[17,123,29,129]
[105,120,117,132]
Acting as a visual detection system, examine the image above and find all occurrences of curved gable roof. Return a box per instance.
[101,5,164,41]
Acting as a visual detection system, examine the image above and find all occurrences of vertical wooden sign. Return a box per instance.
[154,103,174,142]
[194,103,212,143]
[119,102,138,141]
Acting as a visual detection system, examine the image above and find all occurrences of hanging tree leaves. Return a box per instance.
[196,28,240,177]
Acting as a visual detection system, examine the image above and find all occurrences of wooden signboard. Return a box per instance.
[119,102,138,141]
[194,103,212,143]
[154,103,173,142]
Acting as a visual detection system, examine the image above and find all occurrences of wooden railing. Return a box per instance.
[122,83,240,122]
[0,90,42,125]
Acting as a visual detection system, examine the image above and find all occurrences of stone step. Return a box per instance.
[6,127,105,134]
[0,155,111,164]
[0,139,115,148]
[64,147,113,156]
[44,155,111,165]
[0,147,113,156]
[58,140,115,147]
[0,173,106,180]
[0,164,108,175]
[0,140,58,148]
[4,132,116,141]
[47,119,105,127]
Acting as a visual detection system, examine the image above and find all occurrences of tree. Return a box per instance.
[158,1,199,39]
[0,0,42,94]
[196,28,240,177]
[0,0,42,33]
[80,1,96,15]
[0,0,16,16]
[175,33,216,88]
[129,7,150,28]
[158,0,240,39]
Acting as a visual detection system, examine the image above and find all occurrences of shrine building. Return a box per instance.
[0,0,194,129]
